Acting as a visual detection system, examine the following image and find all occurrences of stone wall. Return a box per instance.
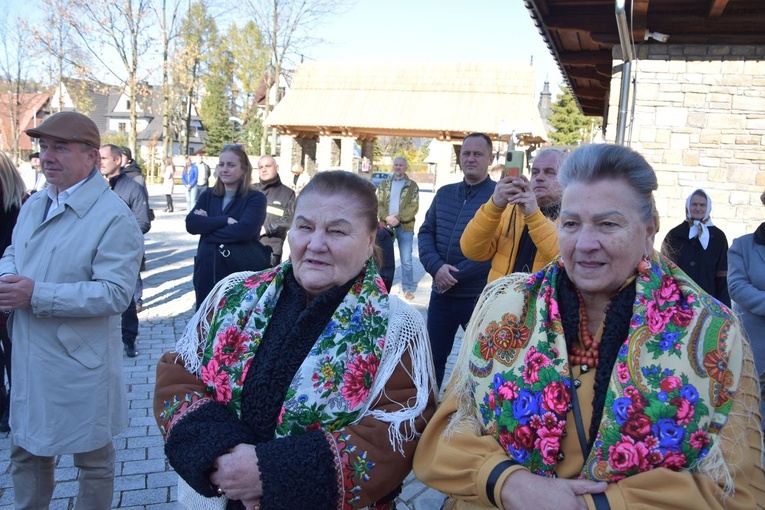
[607,44,765,244]
[291,136,317,175]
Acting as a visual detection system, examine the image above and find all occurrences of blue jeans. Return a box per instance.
[394,226,415,292]
[185,186,197,211]
[427,292,478,389]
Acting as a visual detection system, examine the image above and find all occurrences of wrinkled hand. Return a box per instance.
[193,209,207,216]
[493,176,539,216]
[385,214,400,227]
[210,444,262,507]
[500,470,607,510]
[434,264,459,293]
[0,274,34,311]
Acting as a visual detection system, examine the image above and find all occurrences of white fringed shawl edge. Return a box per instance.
[174,271,437,454]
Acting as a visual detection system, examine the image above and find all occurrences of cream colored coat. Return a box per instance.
[0,171,143,455]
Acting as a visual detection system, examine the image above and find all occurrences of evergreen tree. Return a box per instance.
[200,40,235,156]
[228,21,268,156]
[548,85,588,146]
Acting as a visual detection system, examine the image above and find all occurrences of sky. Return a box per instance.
[304,0,563,98]
[4,0,563,99]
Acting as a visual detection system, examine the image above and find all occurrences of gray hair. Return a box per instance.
[532,148,568,169]
[393,156,408,168]
[558,144,658,224]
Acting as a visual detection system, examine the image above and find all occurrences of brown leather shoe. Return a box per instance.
[404,291,415,301]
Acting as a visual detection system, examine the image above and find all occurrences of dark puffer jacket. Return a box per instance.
[253,176,296,260]
[418,177,495,299]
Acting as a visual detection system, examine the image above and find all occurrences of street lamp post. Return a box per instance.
[229,116,243,144]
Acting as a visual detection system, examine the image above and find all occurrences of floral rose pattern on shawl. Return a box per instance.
[197,260,389,437]
[468,255,741,482]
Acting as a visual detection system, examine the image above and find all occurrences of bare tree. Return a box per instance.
[32,0,91,113]
[36,0,156,159]
[245,0,350,155]
[158,0,183,158]
[173,0,217,155]
[0,10,36,161]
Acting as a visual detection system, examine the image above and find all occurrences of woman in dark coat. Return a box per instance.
[0,152,26,432]
[661,189,730,306]
[186,146,267,309]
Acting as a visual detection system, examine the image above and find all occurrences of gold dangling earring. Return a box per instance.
[637,255,651,275]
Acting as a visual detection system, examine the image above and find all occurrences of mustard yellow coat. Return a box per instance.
[460,198,559,282]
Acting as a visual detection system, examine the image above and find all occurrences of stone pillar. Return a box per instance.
[292,136,318,175]
[278,136,294,179]
[316,137,334,172]
[329,138,341,168]
[340,137,357,172]
[360,140,375,173]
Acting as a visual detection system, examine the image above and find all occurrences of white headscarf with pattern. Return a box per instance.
[686,189,714,249]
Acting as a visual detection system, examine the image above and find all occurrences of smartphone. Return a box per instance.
[503,150,525,179]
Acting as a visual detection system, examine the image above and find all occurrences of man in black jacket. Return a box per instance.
[418,133,496,388]
[101,144,151,357]
[254,156,295,265]
[120,146,152,311]
[119,146,146,188]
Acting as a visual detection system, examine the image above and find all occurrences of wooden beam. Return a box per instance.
[632,0,650,40]
[589,32,621,45]
[708,0,730,19]
[577,98,605,112]
[575,87,609,99]
[568,64,612,79]
[558,51,612,66]
[544,14,616,32]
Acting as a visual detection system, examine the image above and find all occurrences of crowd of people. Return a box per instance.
[0,110,762,508]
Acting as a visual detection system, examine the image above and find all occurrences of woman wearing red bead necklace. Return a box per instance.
[414,144,764,509]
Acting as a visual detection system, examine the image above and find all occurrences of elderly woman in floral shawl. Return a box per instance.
[155,171,436,509]
[414,144,765,509]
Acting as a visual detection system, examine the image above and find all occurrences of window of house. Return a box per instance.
[118,123,126,132]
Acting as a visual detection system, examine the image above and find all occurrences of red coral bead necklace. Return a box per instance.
[568,289,600,369]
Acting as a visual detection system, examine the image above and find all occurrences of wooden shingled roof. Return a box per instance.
[266,61,548,141]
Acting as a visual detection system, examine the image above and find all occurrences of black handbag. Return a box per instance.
[217,239,272,273]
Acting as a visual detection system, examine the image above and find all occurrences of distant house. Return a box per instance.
[0,93,50,157]
[43,79,207,164]
[105,85,206,160]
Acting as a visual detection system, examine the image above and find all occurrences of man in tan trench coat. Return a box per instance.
[0,111,143,508]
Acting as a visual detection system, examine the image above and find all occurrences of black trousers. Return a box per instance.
[427,292,477,389]
[121,298,138,345]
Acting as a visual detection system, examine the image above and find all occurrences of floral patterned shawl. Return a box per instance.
[451,253,742,482]
[172,259,432,447]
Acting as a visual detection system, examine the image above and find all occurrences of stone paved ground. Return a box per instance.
[0,184,463,509]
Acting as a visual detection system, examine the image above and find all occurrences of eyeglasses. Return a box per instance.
[222,144,244,150]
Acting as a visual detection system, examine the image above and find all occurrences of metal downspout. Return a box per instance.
[615,0,634,145]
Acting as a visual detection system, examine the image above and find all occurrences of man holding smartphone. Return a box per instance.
[461,148,566,282]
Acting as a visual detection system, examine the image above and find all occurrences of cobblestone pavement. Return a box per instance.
[0,184,463,509]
